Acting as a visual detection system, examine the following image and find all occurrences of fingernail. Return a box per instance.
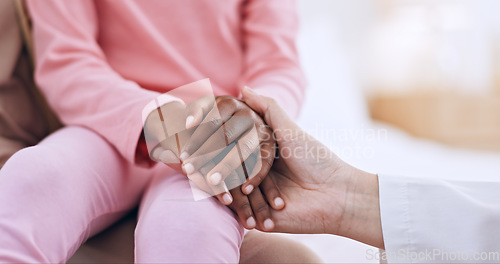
[274,197,285,208]
[179,152,189,161]
[209,172,222,185]
[222,193,233,205]
[244,185,254,194]
[182,163,195,174]
[185,115,195,128]
[246,217,256,228]
[263,219,274,231]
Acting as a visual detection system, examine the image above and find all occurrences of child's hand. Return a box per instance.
[181,95,284,227]
[181,96,276,196]
[144,100,194,173]
[144,95,284,229]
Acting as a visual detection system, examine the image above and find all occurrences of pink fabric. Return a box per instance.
[1,1,304,262]
[27,0,306,165]
[0,126,243,263]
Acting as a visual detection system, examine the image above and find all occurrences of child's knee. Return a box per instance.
[1,146,60,186]
[135,199,243,262]
[138,198,242,238]
[0,145,90,201]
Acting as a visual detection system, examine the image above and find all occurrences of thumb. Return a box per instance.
[241,86,300,132]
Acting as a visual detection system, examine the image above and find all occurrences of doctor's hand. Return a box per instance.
[241,87,385,249]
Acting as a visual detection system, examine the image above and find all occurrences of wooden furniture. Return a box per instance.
[369,92,500,152]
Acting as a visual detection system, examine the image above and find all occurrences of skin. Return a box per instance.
[143,95,284,231]
[241,86,385,249]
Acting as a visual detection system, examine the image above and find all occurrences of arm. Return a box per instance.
[27,0,178,165]
[379,175,500,263]
[243,87,500,261]
[240,0,306,117]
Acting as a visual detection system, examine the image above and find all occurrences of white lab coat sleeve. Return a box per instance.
[378,174,500,263]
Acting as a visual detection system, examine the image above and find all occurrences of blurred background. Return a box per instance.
[289,0,500,262]
[298,0,500,152]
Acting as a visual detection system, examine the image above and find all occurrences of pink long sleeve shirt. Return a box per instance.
[27,0,306,165]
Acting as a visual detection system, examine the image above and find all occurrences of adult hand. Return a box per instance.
[241,87,385,249]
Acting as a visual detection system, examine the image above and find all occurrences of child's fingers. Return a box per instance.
[204,129,260,186]
[198,159,233,205]
[181,97,243,160]
[260,175,285,210]
[187,171,215,195]
[150,146,165,162]
[150,146,178,164]
[182,113,255,175]
[248,186,275,231]
[226,171,257,229]
[182,106,227,160]
[185,95,216,129]
[213,183,233,205]
[241,140,275,195]
[229,191,256,229]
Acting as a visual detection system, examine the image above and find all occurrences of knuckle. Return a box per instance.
[219,97,238,110]
[223,126,236,141]
[254,202,269,215]
[240,107,253,117]
[239,109,259,125]
[208,117,222,128]
[237,200,252,212]
[241,137,258,154]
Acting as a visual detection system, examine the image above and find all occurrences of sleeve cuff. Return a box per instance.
[378,174,414,264]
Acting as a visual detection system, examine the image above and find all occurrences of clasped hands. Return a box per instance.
[144,93,283,231]
[144,86,384,249]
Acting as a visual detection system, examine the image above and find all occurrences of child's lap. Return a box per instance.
[0,125,241,239]
[135,170,244,262]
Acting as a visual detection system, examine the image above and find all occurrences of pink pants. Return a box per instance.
[0,126,243,263]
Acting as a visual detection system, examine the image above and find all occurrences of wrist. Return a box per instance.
[337,167,385,249]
